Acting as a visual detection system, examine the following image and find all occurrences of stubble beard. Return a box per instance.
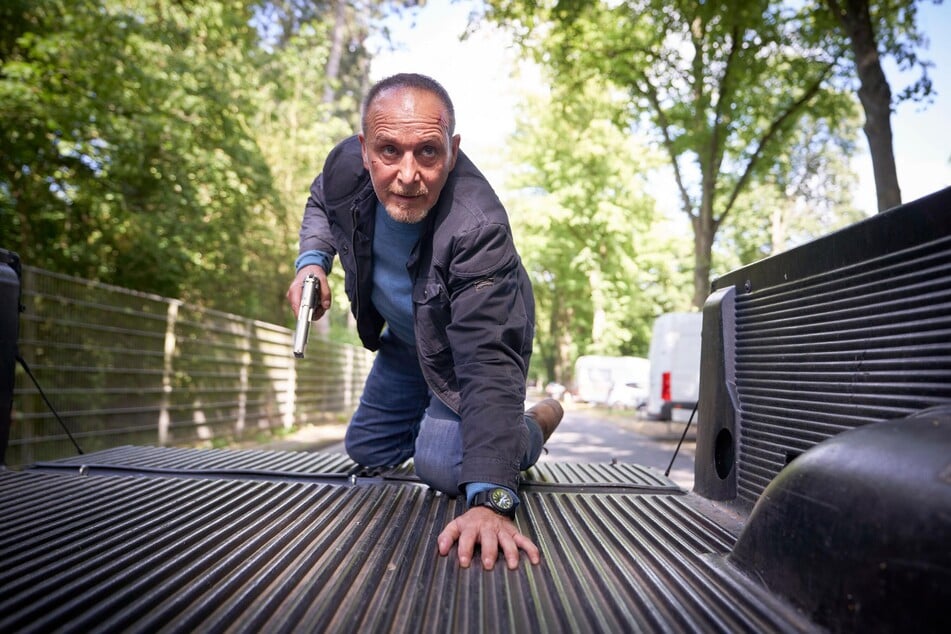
[384,192,430,224]
[387,207,429,224]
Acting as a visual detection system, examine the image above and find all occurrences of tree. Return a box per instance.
[251,12,356,335]
[249,0,422,337]
[504,81,683,384]
[819,0,938,212]
[0,0,288,319]
[481,0,855,308]
[1,1,412,326]
[714,109,867,276]
[252,0,423,120]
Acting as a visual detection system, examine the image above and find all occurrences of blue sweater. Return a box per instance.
[370,203,423,346]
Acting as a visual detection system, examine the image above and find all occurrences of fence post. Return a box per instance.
[237,318,250,437]
[284,342,296,430]
[158,300,180,446]
[343,346,354,411]
[18,267,37,466]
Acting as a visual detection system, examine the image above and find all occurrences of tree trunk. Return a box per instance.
[691,210,715,310]
[323,0,347,104]
[828,0,902,211]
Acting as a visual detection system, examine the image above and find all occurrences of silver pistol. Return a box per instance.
[293,273,319,358]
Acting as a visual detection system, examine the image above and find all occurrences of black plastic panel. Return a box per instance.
[707,187,951,508]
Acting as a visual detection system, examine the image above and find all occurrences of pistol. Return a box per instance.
[293,273,319,358]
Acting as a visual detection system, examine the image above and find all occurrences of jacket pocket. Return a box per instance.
[412,278,450,357]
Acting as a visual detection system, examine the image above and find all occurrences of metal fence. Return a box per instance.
[9,266,374,469]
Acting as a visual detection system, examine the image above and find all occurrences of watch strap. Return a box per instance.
[469,487,518,519]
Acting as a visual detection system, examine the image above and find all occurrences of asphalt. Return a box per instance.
[538,403,696,489]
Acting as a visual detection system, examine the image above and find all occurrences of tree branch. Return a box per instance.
[719,61,837,225]
[639,74,697,219]
[709,24,741,179]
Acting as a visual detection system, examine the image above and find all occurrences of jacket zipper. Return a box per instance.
[350,201,361,317]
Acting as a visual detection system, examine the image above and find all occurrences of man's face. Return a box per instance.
[359,87,460,224]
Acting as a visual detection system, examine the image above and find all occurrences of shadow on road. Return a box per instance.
[538,403,696,490]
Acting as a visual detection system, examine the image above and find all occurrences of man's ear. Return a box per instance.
[449,134,461,170]
[358,134,370,170]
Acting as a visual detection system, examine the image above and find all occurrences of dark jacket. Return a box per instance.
[299,135,535,492]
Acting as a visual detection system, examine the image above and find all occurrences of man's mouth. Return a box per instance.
[393,190,425,200]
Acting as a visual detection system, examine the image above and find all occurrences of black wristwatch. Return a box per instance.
[469,487,518,519]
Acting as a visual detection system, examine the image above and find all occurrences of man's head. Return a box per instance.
[359,73,460,224]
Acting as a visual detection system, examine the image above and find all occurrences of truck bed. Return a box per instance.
[0,446,814,633]
[4,188,949,632]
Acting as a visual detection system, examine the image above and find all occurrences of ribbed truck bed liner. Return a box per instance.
[0,446,814,633]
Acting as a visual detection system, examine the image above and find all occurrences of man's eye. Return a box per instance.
[380,145,397,156]
[420,146,437,158]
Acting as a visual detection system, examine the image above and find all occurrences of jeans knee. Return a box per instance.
[413,450,459,497]
[345,426,409,468]
[344,430,373,466]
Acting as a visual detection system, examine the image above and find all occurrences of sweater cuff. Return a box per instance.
[465,482,520,507]
[295,249,333,275]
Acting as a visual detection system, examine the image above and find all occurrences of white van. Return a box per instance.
[646,312,702,421]
[575,355,650,409]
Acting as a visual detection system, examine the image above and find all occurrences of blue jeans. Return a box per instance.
[344,331,543,496]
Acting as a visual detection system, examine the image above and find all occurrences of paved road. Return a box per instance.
[537,403,696,490]
[264,401,697,490]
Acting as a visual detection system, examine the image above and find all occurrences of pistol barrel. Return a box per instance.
[293,274,318,358]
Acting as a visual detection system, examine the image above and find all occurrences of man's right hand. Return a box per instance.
[437,506,541,570]
[287,265,332,321]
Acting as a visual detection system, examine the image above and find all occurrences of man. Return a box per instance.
[287,73,562,570]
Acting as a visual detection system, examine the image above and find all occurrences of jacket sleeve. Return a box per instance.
[298,173,338,259]
[445,221,534,492]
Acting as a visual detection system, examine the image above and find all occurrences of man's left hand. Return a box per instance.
[437,506,540,570]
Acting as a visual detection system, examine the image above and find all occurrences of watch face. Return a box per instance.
[490,488,514,511]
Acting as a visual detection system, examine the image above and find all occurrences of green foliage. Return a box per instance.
[812,0,939,210]
[251,16,355,329]
[818,0,939,103]
[0,1,388,326]
[1,0,899,369]
[482,0,857,307]
[504,81,691,383]
[2,0,283,320]
[715,110,867,273]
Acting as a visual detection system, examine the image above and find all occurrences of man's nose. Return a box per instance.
[397,152,419,183]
